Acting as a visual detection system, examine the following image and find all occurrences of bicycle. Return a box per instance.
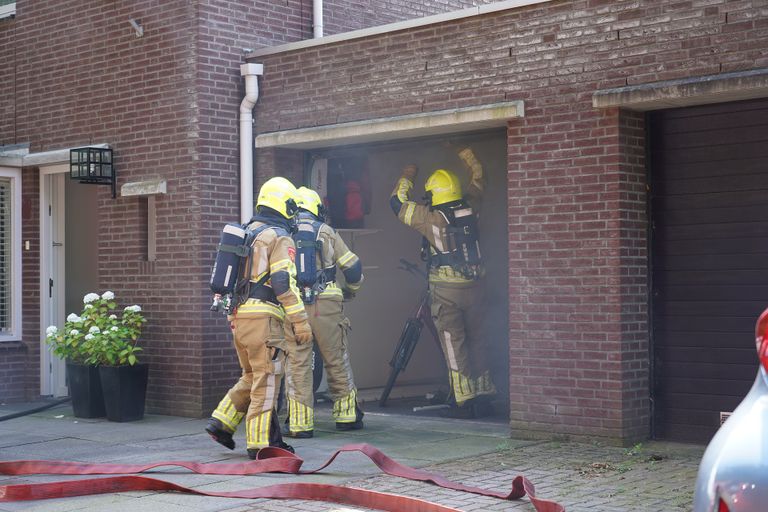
[379,259,443,407]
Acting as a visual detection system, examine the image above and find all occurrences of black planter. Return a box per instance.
[99,363,149,422]
[66,362,106,418]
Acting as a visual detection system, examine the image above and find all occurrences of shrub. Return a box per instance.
[46,291,146,366]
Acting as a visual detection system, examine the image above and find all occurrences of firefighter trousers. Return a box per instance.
[285,297,359,433]
[430,282,496,406]
[211,314,287,450]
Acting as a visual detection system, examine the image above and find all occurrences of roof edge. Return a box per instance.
[246,0,553,59]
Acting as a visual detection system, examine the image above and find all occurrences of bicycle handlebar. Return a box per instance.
[398,259,427,280]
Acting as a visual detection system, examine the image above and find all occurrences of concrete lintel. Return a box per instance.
[0,155,23,167]
[121,179,167,197]
[19,143,111,167]
[255,101,523,149]
[593,68,768,111]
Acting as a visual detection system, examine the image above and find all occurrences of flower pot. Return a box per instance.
[66,362,106,418]
[99,363,149,422]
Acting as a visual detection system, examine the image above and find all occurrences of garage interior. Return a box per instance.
[302,130,510,421]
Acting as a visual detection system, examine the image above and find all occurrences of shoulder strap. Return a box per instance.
[238,223,275,292]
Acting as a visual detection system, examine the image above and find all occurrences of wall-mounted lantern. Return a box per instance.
[69,147,116,198]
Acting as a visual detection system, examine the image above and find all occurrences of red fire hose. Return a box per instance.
[0,443,564,512]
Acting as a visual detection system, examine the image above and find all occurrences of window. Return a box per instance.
[0,1,14,20]
[0,168,21,341]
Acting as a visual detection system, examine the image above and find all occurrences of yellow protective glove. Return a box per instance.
[401,164,418,182]
[458,147,481,177]
[292,319,313,344]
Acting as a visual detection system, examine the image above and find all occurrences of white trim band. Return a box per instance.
[247,0,553,58]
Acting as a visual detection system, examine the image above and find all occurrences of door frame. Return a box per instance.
[39,164,68,397]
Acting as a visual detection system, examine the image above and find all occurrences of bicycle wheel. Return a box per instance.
[311,342,324,393]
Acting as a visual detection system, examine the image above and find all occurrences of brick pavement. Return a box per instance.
[0,400,703,512]
[229,440,703,512]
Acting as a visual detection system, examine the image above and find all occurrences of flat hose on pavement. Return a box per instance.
[0,443,564,512]
[0,398,71,422]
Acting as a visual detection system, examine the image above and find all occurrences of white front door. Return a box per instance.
[40,167,67,397]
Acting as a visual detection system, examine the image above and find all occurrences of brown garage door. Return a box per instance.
[650,98,768,443]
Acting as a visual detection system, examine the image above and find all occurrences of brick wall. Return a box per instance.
[1,0,203,414]
[195,0,482,411]
[0,16,22,402]
[20,169,40,400]
[0,17,13,145]
[251,0,768,441]
[322,0,495,36]
[0,0,504,410]
[617,109,648,440]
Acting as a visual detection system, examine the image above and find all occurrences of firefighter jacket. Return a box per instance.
[390,148,485,287]
[235,216,308,325]
[295,211,364,300]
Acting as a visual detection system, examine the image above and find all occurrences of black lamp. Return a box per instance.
[69,147,116,198]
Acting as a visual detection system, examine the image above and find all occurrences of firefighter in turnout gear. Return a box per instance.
[206,176,312,458]
[283,186,365,437]
[389,146,496,418]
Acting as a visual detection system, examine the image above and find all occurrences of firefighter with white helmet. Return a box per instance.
[390,146,496,418]
[206,176,312,458]
[282,186,365,437]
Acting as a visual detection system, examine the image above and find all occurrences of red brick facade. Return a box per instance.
[193,0,482,410]
[250,0,768,440]
[0,1,485,413]
[2,0,767,442]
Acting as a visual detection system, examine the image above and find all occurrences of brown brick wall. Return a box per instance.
[617,109,649,440]
[322,0,495,36]
[0,17,14,145]
[194,0,485,411]
[1,0,543,410]
[251,0,768,441]
[20,169,40,401]
[3,0,203,414]
[196,0,494,53]
[0,16,22,402]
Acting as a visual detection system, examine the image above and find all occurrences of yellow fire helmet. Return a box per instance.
[425,168,462,206]
[296,186,323,217]
[256,176,298,219]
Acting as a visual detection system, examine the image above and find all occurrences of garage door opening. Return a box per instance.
[303,130,510,422]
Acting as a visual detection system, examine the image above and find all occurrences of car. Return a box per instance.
[692,308,768,511]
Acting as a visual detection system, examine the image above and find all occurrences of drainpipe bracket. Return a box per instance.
[241,63,263,76]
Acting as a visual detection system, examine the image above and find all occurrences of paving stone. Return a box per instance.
[0,403,703,512]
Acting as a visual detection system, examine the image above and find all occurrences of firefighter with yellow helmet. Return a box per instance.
[206,176,312,458]
[282,186,365,438]
[389,147,496,418]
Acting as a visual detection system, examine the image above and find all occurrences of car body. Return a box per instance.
[692,308,768,512]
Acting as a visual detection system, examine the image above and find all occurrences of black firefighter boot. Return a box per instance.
[336,404,364,431]
[281,405,314,438]
[440,396,495,420]
[205,417,235,450]
[247,411,295,460]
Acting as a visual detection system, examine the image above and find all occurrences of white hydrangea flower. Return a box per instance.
[84,304,93,310]
[70,329,80,336]
[83,293,100,304]
[109,314,117,320]
[84,333,94,341]
[66,313,82,323]
[125,305,142,313]
[45,325,58,336]
[101,291,115,300]
[110,326,118,331]
[89,326,100,334]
